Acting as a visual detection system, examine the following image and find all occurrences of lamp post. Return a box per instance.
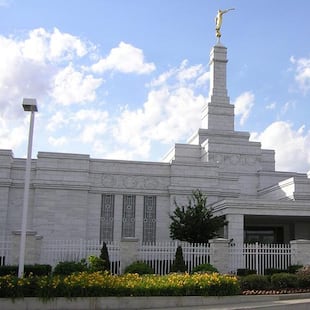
[18,98,38,278]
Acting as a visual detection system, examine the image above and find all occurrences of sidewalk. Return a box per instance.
[145,293,310,310]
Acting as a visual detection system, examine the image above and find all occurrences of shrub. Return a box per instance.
[296,265,310,288]
[53,260,88,276]
[264,268,286,276]
[0,265,18,276]
[124,261,154,275]
[271,272,298,289]
[99,242,111,271]
[25,264,52,276]
[240,274,270,291]
[88,255,108,272]
[170,245,187,273]
[236,268,256,276]
[0,272,240,298]
[287,265,303,274]
[0,264,52,276]
[192,263,218,274]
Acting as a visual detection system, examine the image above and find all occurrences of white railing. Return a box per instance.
[229,243,292,275]
[0,235,11,266]
[40,239,120,274]
[2,237,293,276]
[138,241,210,275]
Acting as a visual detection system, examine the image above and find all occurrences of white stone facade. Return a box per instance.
[1,42,310,246]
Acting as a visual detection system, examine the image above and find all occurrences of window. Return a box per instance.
[244,227,284,244]
[100,194,114,242]
[143,196,156,243]
[122,195,136,238]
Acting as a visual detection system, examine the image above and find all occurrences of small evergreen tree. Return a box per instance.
[171,245,187,273]
[169,189,227,243]
[99,241,111,271]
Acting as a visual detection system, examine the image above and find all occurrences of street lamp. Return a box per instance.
[18,98,38,278]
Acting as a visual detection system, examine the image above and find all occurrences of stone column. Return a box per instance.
[120,238,139,274]
[11,231,43,265]
[290,239,310,266]
[209,238,230,274]
[225,214,244,245]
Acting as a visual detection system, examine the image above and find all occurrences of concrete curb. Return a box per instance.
[1,293,310,310]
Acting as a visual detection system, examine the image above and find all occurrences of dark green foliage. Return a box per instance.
[171,246,187,273]
[236,268,257,276]
[240,274,270,291]
[287,265,303,274]
[271,273,298,289]
[192,263,218,274]
[169,190,227,243]
[124,261,154,275]
[264,268,286,276]
[99,242,111,271]
[0,265,18,276]
[0,264,52,276]
[53,260,88,275]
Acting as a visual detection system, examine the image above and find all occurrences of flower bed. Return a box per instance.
[0,272,240,299]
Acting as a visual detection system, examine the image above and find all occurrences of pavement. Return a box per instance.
[141,293,310,310]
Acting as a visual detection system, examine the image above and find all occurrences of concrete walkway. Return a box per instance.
[145,294,310,310]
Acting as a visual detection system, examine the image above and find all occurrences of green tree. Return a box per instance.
[88,242,111,272]
[99,242,111,271]
[169,189,227,243]
[170,245,187,273]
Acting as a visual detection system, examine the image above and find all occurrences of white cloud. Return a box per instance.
[22,28,88,63]
[0,27,98,124]
[251,121,310,173]
[290,56,310,93]
[0,114,29,150]
[48,136,67,147]
[46,111,68,132]
[233,91,255,125]
[45,108,109,152]
[91,41,155,74]
[109,60,209,158]
[149,60,209,89]
[113,86,206,158]
[176,60,204,82]
[196,71,210,87]
[72,109,108,122]
[50,64,103,105]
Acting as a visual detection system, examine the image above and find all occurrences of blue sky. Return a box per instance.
[0,0,309,173]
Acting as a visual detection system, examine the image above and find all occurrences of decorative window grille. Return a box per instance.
[143,196,156,243]
[100,194,115,242]
[122,195,136,238]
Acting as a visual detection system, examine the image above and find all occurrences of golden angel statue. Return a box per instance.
[215,8,235,38]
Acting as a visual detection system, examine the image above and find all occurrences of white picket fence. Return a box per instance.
[40,239,120,274]
[138,241,210,275]
[229,243,292,275]
[0,238,294,275]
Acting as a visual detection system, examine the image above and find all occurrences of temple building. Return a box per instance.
[1,40,310,246]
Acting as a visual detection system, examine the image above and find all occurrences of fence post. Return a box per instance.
[11,231,43,265]
[120,238,139,274]
[209,238,230,274]
[290,239,310,266]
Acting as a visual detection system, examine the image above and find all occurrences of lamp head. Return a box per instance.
[22,98,38,112]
